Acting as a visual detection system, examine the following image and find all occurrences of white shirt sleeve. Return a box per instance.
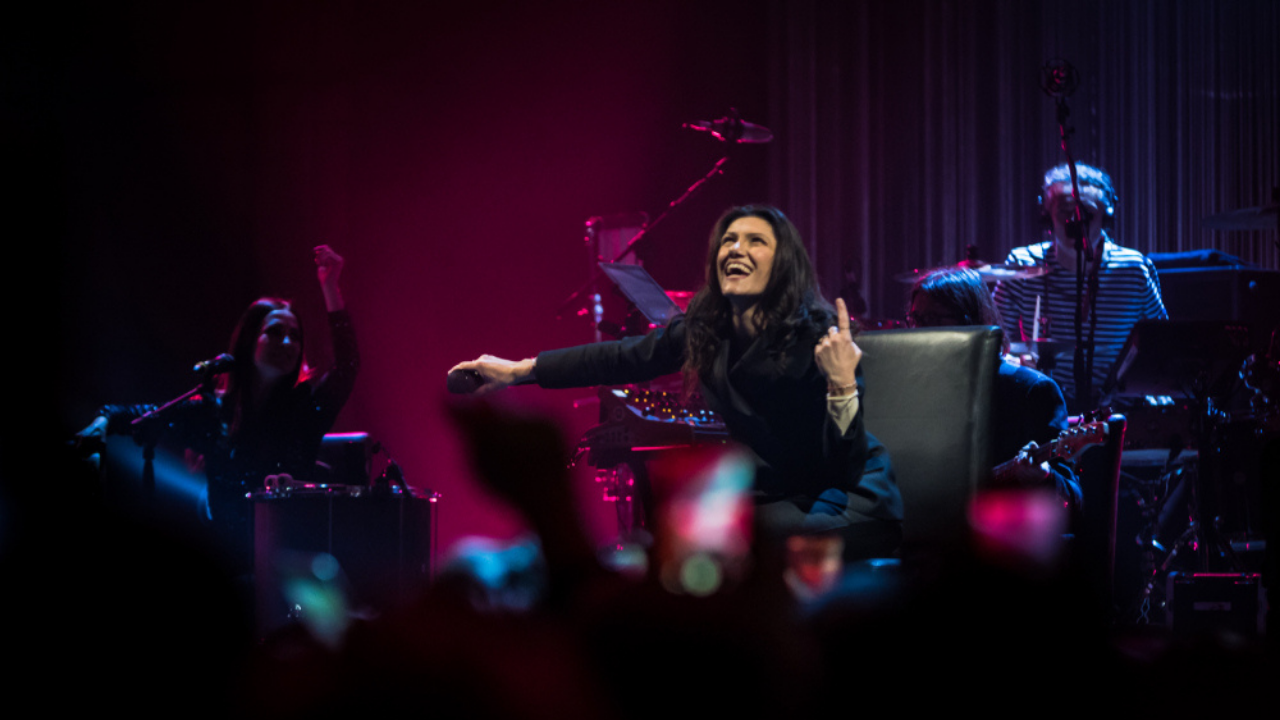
[827,391,860,434]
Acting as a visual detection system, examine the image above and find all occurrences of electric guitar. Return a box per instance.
[991,419,1109,485]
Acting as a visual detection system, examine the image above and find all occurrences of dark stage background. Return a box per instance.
[768,0,1278,316]
[21,1,1277,554]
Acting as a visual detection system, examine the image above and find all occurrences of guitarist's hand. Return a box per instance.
[1009,441,1052,486]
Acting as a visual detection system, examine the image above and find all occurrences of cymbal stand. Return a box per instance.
[558,109,755,322]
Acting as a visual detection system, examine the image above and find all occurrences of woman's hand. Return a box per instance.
[814,298,862,395]
[315,245,345,311]
[448,355,536,396]
[74,415,109,456]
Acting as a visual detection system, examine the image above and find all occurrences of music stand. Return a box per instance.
[1103,320,1252,400]
[598,262,685,328]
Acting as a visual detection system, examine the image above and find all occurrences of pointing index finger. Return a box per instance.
[836,298,851,335]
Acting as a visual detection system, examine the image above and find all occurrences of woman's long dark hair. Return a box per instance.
[681,205,838,394]
[909,267,1010,353]
[217,297,307,435]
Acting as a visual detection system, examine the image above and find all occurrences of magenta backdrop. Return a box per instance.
[47,1,770,553]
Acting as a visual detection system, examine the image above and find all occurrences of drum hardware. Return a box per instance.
[558,108,772,333]
[1105,323,1275,623]
[1008,338,1071,376]
[1122,460,1258,626]
[898,243,1056,285]
[681,111,774,144]
[971,263,1054,282]
[1103,321,1257,582]
[1240,332,1280,428]
[1127,462,1197,624]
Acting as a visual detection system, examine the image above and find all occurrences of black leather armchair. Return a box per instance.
[856,326,1003,552]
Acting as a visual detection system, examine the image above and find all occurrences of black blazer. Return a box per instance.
[991,360,1082,508]
[535,316,902,523]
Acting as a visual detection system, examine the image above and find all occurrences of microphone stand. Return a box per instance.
[129,365,225,499]
[1043,60,1099,412]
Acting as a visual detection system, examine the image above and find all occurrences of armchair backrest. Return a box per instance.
[856,326,1003,551]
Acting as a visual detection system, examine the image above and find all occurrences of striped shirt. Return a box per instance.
[992,235,1167,406]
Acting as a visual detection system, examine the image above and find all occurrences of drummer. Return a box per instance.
[991,163,1167,412]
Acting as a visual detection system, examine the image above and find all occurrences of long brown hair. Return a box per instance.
[217,297,308,434]
[681,205,838,394]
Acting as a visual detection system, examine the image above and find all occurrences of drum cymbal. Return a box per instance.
[895,263,1051,284]
[972,263,1052,282]
[1010,339,1073,357]
[681,116,774,144]
[1202,203,1278,231]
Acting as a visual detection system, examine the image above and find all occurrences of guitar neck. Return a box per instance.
[992,420,1109,481]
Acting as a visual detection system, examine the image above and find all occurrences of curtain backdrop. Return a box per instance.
[767,0,1278,320]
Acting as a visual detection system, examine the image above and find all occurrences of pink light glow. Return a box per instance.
[968,488,1068,570]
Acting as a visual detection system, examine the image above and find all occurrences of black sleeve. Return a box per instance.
[534,318,686,389]
[1027,374,1082,510]
[1026,373,1070,445]
[309,309,360,433]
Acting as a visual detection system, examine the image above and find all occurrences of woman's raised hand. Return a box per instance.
[814,297,862,396]
[315,245,345,311]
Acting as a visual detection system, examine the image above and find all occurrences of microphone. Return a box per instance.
[1040,58,1079,99]
[447,369,485,395]
[193,353,235,375]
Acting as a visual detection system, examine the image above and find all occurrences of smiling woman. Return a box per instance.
[717,215,776,305]
[451,206,903,560]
